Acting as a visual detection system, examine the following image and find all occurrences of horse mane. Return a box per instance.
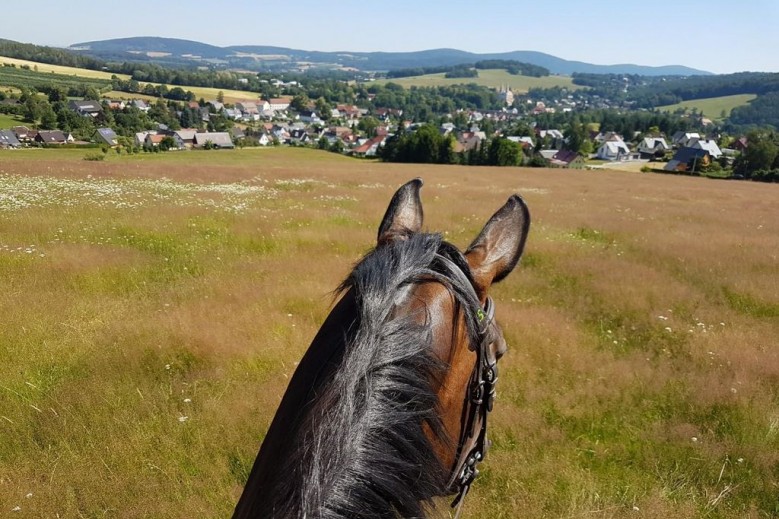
[269,232,482,518]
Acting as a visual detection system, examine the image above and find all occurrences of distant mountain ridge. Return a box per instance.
[69,37,713,76]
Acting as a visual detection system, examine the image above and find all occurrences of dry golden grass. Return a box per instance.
[0,148,777,517]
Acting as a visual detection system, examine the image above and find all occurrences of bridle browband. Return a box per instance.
[433,254,502,518]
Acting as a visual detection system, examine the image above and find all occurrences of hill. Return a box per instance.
[70,37,712,76]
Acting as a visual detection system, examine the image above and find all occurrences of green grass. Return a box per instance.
[373,68,579,92]
[658,94,757,121]
[0,112,23,129]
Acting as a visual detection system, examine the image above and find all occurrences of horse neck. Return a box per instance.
[233,292,355,519]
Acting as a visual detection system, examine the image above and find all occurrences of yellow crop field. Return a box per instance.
[373,69,580,92]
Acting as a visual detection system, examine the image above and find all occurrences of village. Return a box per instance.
[0,81,746,175]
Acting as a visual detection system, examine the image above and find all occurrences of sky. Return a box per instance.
[1,0,777,74]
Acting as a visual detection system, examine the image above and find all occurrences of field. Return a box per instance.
[0,148,777,518]
[657,94,757,121]
[0,56,260,104]
[373,69,579,92]
[0,55,128,80]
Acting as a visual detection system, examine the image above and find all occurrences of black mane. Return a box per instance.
[269,232,482,518]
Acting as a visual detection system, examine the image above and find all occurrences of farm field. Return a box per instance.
[0,148,777,518]
[373,68,580,92]
[658,94,757,121]
[0,55,128,80]
[0,55,260,104]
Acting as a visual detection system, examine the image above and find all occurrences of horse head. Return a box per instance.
[234,178,530,518]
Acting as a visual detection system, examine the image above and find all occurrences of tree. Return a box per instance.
[488,138,521,166]
[217,90,225,103]
[23,97,42,124]
[291,94,309,112]
[40,106,57,130]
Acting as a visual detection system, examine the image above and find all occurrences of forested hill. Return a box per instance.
[68,36,712,76]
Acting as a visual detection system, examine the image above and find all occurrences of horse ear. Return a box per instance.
[465,195,530,297]
[377,178,424,244]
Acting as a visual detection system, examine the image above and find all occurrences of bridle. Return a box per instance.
[447,295,499,518]
[434,254,503,517]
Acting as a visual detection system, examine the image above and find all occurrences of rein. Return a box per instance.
[433,254,501,517]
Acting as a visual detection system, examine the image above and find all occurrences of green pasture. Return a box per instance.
[658,94,757,121]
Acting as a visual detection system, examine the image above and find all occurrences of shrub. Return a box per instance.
[83,152,105,161]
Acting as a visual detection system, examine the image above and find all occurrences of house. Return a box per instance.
[236,102,260,120]
[268,98,291,111]
[135,131,156,147]
[298,110,323,125]
[352,136,385,157]
[594,131,624,144]
[223,108,242,120]
[0,129,21,148]
[256,133,271,146]
[440,122,456,135]
[144,134,166,148]
[69,100,103,117]
[689,138,722,158]
[638,137,670,159]
[131,99,150,112]
[193,132,234,149]
[289,128,310,144]
[106,100,125,111]
[732,136,748,152]
[229,127,245,141]
[35,130,73,145]
[665,147,711,172]
[671,131,701,148]
[549,149,585,169]
[12,126,35,142]
[207,101,224,112]
[506,136,535,149]
[173,129,198,148]
[94,127,118,147]
[596,139,631,161]
[453,132,485,153]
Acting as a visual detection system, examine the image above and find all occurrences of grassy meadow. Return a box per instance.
[0,148,777,518]
[373,69,579,92]
[0,113,23,129]
[658,94,757,121]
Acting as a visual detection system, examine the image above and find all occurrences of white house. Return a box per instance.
[268,98,291,111]
[597,139,631,161]
[672,131,701,148]
[689,138,722,158]
[638,137,670,157]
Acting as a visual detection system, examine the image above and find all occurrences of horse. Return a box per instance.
[233,178,530,518]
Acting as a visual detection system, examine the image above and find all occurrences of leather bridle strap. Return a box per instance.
[447,297,498,515]
[430,253,500,516]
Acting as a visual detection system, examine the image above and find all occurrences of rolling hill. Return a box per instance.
[69,37,712,76]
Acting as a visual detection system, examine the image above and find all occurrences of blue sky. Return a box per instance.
[1,0,776,74]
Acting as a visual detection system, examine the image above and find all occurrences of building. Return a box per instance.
[94,127,119,147]
[194,132,234,149]
[665,147,711,172]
